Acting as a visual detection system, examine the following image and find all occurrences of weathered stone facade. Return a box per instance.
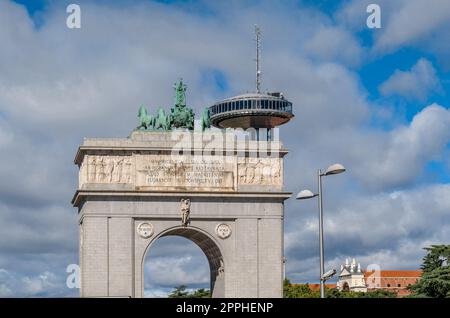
[72,130,291,298]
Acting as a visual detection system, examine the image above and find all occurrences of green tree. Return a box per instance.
[168,285,189,298]
[325,288,344,298]
[284,279,397,298]
[326,288,395,298]
[283,279,319,298]
[409,244,450,298]
[361,289,396,298]
[190,288,211,298]
[168,285,211,298]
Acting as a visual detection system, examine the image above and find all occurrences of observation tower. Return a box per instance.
[208,26,294,140]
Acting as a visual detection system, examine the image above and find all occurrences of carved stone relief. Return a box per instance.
[136,222,154,239]
[238,157,281,186]
[180,198,191,227]
[85,155,133,184]
[218,258,225,278]
[215,223,232,239]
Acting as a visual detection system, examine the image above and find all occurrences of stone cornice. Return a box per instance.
[74,145,289,165]
[72,189,292,207]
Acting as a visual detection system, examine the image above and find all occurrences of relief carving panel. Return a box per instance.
[80,155,133,186]
[237,157,282,186]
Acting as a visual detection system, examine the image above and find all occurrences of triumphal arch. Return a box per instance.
[72,80,292,298]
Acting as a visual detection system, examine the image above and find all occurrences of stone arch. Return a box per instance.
[342,281,350,292]
[142,225,225,297]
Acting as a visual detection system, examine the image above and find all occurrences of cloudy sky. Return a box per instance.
[0,0,449,297]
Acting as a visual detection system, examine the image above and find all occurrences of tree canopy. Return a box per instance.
[283,279,396,298]
[408,244,450,298]
[168,285,211,298]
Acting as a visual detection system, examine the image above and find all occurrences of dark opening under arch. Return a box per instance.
[143,226,225,297]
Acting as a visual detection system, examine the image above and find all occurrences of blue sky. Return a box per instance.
[0,0,449,296]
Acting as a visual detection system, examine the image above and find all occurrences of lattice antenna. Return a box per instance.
[255,25,262,94]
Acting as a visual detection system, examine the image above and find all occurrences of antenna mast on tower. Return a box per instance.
[206,24,294,138]
[255,25,261,94]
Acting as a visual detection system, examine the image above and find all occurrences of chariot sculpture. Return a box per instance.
[136,79,210,132]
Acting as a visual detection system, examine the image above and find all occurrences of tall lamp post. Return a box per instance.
[296,163,346,298]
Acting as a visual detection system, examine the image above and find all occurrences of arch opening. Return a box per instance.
[342,281,350,292]
[143,227,225,298]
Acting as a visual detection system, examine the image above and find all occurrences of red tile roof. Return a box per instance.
[363,270,422,278]
[309,283,337,290]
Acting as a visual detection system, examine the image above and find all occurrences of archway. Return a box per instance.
[142,226,225,298]
[342,281,350,292]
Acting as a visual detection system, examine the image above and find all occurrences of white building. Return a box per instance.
[337,258,367,292]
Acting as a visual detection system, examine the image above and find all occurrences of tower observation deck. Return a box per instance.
[208,26,294,140]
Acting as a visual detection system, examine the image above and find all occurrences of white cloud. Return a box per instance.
[0,117,14,146]
[352,104,450,189]
[0,266,73,297]
[285,183,450,282]
[379,58,440,100]
[337,0,450,68]
[373,0,450,53]
[145,255,209,286]
[302,26,364,66]
[285,102,450,193]
[144,237,210,289]
[0,203,77,253]
[144,287,172,298]
[0,0,448,295]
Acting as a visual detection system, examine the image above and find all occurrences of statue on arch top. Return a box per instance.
[136,105,155,130]
[170,78,195,130]
[134,79,198,132]
[174,79,187,108]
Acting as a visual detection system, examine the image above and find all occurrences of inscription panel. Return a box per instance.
[135,154,236,191]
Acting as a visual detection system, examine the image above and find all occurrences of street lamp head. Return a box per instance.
[324,163,346,176]
[322,269,337,281]
[296,189,318,200]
